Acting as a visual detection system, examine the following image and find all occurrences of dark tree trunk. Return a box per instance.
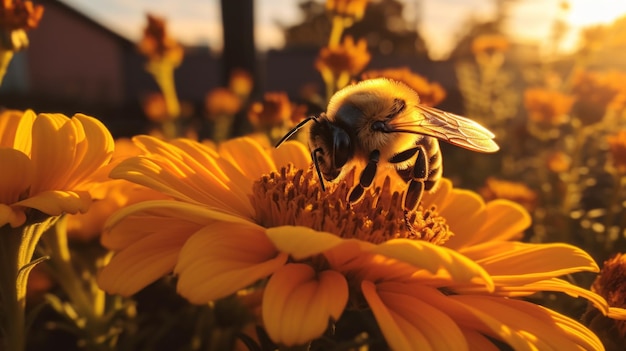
[220,0,257,91]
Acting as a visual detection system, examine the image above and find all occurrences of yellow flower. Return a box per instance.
[325,0,368,22]
[98,136,620,349]
[228,68,253,98]
[362,67,447,107]
[66,139,169,242]
[316,35,370,77]
[572,69,626,124]
[0,0,42,30]
[137,13,183,66]
[0,109,114,227]
[547,151,572,173]
[471,33,509,56]
[524,88,573,127]
[583,253,626,350]
[479,177,538,213]
[0,0,43,50]
[204,87,242,119]
[607,130,626,174]
[316,35,371,96]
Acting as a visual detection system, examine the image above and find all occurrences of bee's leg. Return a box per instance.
[388,146,425,211]
[348,149,380,203]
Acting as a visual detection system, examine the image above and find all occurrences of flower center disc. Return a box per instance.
[251,164,453,245]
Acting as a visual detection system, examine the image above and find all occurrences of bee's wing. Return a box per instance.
[390,104,499,152]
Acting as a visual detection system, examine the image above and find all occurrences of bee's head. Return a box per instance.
[309,115,354,188]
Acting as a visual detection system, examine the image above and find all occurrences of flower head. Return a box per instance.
[66,138,169,242]
[607,130,626,174]
[325,0,368,22]
[315,35,370,79]
[204,87,242,119]
[98,136,618,349]
[471,33,509,56]
[479,177,538,213]
[571,69,626,124]
[0,109,114,227]
[582,253,626,350]
[228,68,253,98]
[362,67,446,107]
[137,13,183,66]
[0,0,43,50]
[524,88,574,127]
[0,0,43,31]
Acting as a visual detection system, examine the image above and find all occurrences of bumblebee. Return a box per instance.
[276,78,499,212]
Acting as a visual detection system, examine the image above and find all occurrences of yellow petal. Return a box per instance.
[461,241,598,284]
[421,177,452,208]
[175,223,287,303]
[262,264,348,347]
[0,204,26,227]
[0,109,35,152]
[363,280,469,351]
[218,137,276,178]
[438,190,486,235]
[29,113,73,192]
[0,148,33,204]
[271,141,311,171]
[370,239,494,289]
[608,307,626,320]
[463,330,500,351]
[450,200,530,250]
[266,226,369,259]
[106,200,253,229]
[97,230,192,296]
[449,295,603,351]
[16,190,92,216]
[63,114,115,190]
[111,151,254,219]
[103,200,255,250]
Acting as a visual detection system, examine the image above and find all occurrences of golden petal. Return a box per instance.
[29,114,75,192]
[16,190,91,216]
[451,200,530,250]
[97,230,191,296]
[461,242,598,283]
[362,281,469,351]
[0,204,26,227]
[462,330,500,351]
[103,200,254,248]
[102,213,205,251]
[271,141,311,171]
[0,148,33,204]
[265,226,367,260]
[370,239,494,290]
[448,295,603,350]
[218,137,276,178]
[111,156,254,219]
[174,223,287,303]
[0,109,35,152]
[262,263,348,347]
[437,190,486,241]
[421,177,453,208]
[62,114,115,190]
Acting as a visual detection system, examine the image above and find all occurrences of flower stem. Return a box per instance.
[328,16,345,47]
[147,60,181,139]
[41,215,116,350]
[0,216,58,351]
[0,50,14,87]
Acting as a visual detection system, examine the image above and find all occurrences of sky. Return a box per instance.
[60,0,626,60]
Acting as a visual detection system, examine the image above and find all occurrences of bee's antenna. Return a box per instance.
[275,116,317,148]
[312,147,326,191]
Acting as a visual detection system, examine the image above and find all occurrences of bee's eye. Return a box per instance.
[371,121,386,132]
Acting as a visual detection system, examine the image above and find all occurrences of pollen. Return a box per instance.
[251,164,453,245]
